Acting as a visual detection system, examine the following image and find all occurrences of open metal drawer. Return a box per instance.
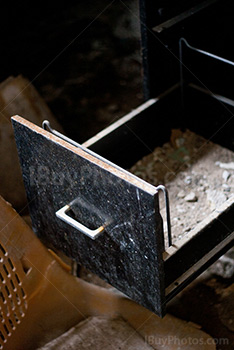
[12,82,234,317]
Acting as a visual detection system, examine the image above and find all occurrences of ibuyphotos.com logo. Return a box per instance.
[145,335,229,347]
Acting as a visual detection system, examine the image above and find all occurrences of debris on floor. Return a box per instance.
[37,293,217,350]
[37,316,154,350]
[0,75,63,211]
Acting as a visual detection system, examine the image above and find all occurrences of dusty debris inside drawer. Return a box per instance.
[130,129,234,244]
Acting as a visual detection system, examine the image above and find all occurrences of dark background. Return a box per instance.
[0,1,143,142]
[2,0,234,144]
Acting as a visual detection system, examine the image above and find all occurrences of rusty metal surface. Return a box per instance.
[12,116,166,316]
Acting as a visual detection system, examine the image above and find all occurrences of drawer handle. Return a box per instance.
[56,204,105,240]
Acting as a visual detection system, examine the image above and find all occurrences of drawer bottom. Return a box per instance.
[130,129,234,248]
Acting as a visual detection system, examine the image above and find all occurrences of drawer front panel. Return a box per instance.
[12,116,165,316]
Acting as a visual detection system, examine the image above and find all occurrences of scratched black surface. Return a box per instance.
[12,117,165,316]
